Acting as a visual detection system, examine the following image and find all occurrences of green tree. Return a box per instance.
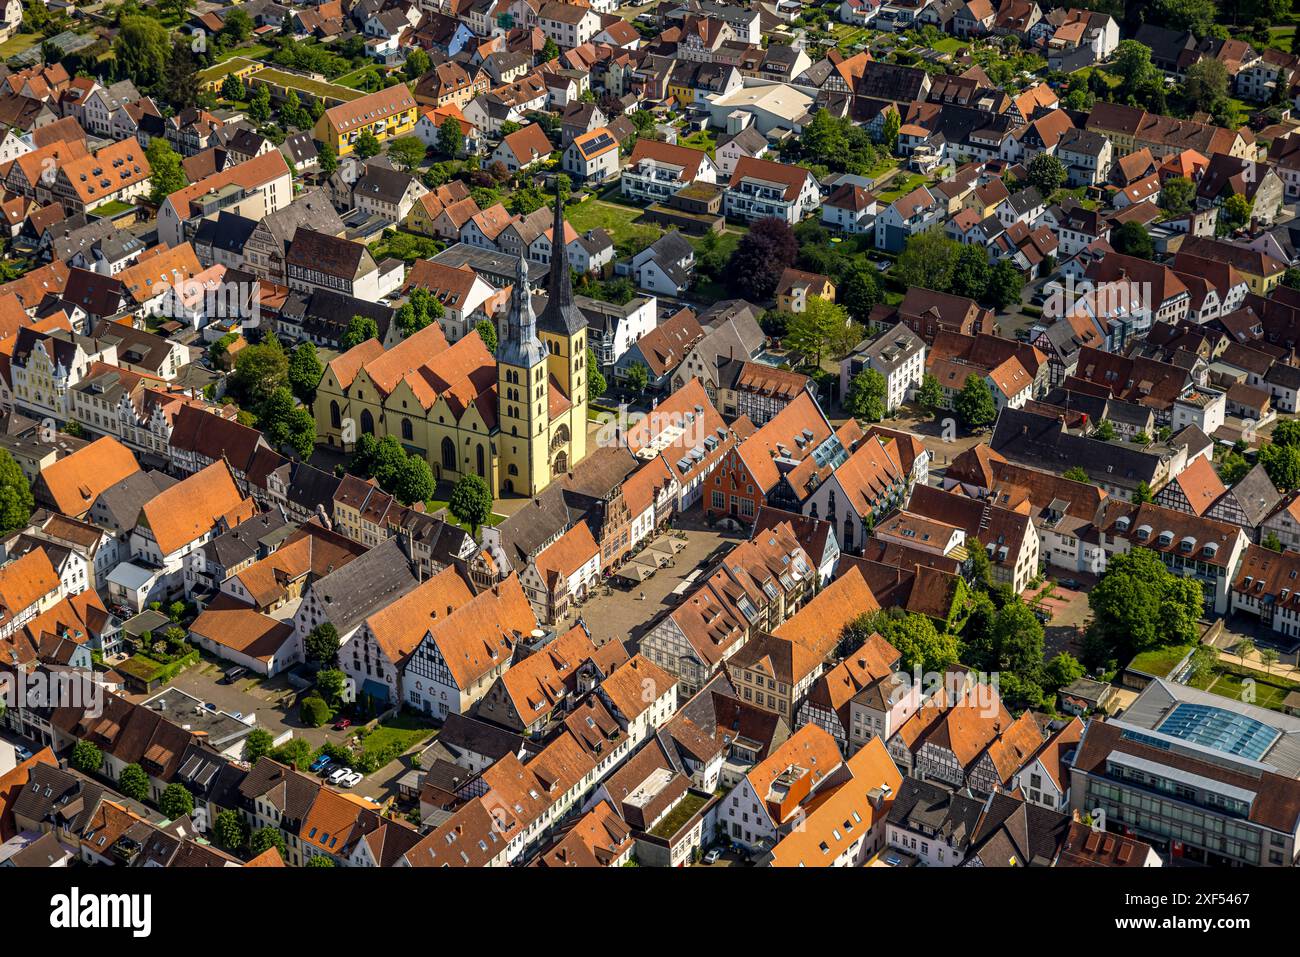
[221,72,245,102]
[895,229,960,293]
[387,136,428,172]
[1112,39,1157,92]
[213,809,248,851]
[475,318,498,354]
[305,623,340,666]
[1273,419,1300,447]
[165,36,200,111]
[786,296,853,368]
[1217,449,1251,484]
[727,217,798,301]
[393,454,436,505]
[316,669,347,709]
[1132,480,1153,504]
[244,729,274,764]
[249,827,287,857]
[1027,154,1066,196]
[319,142,339,177]
[146,139,186,210]
[404,47,431,80]
[1094,419,1115,441]
[288,341,324,405]
[862,610,960,673]
[1236,637,1256,667]
[280,89,309,130]
[1220,194,1253,235]
[449,474,493,534]
[355,129,381,159]
[1264,530,1284,552]
[1159,176,1196,216]
[1260,441,1300,490]
[1154,0,1217,35]
[307,855,337,866]
[1062,466,1089,482]
[950,244,991,301]
[954,374,996,430]
[114,16,171,91]
[118,763,149,802]
[986,259,1024,309]
[220,7,253,45]
[540,37,559,62]
[916,373,944,415]
[70,740,103,774]
[439,116,465,157]
[248,82,271,124]
[1044,651,1085,690]
[844,367,888,422]
[160,782,194,819]
[881,108,900,150]
[341,315,379,349]
[1088,548,1204,661]
[1111,221,1154,259]
[300,694,332,727]
[0,450,33,533]
[626,361,649,394]
[838,263,882,324]
[587,348,606,400]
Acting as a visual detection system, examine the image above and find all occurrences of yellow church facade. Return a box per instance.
[313,192,588,498]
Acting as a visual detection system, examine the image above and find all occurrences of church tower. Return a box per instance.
[496,252,550,496]
[536,181,589,470]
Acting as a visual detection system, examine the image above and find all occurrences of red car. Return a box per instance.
[333,718,352,731]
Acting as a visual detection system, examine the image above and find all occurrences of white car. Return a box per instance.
[327,767,352,786]
[341,772,363,788]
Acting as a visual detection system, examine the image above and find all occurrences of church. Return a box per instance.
[312,187,589,498]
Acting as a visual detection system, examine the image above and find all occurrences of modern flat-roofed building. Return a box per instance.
[1070,678,1300,866]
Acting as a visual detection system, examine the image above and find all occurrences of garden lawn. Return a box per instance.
[876,172,927,203]
[565,199,661,254]
[680,128,716,156]
[0,33,41,59]
[215,43,273,64]
[357,712,436,758]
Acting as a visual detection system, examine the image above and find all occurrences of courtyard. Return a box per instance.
[565,511,746,651]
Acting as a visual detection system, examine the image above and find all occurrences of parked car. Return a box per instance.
[309,755,332,773]
[333,718,352,731]
[318,761,339,778]
[702,848,722,865]
[327,767,351,785]
[220,666,247,685]
[1059,578,1081,590]
[884,853,903,866]
[14,746,32,762]
[341,771,363,788]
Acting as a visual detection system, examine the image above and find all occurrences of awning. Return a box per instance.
[615,561,657,583]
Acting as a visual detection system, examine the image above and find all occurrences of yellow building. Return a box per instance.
[313,84,419,157]
[198,56,264,96]
[314,190,588,497]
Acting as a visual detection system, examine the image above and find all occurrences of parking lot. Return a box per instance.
[570,514,746,650]
[144,657,361,753]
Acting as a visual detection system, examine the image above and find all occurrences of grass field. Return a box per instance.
[0,33,41,59]
[355,712,435,758]
[680,128,717,157]
[215,43,273,64]
[566,198,661,253]
[876,171,928,203]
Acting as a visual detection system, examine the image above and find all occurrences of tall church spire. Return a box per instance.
[537,179,587,336]
[498,253,546,368]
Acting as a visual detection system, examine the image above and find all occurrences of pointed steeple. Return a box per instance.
[537,179,587,337]
[497,252,546,369]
